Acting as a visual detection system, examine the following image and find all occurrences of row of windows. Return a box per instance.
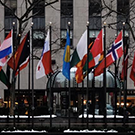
[4,0,129,48]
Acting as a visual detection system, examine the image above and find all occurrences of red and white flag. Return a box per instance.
[130,52,135,86]
[121,54,129,80]
[8,32,30,76]
[36,30,53,79]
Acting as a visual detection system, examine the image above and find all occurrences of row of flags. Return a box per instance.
[0,29,53,88]
[62,29,135,86]
[0,28,135,88]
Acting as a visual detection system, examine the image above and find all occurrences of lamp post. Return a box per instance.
[103,21,107,127]
[49,21,52,128]
[12,21,16,129]
[31,21,34,129]
[86,21,89,129]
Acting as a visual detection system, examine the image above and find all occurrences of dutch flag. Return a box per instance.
[0,30,13,59]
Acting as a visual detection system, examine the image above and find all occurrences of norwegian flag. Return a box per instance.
[94,31,123,76]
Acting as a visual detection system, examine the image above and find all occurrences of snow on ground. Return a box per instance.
[1,129,118,133]
[79,114,125,118]
[1,129,46,133]
[0,115,57,118]
[1,114,135,119]
[64,129,118,133]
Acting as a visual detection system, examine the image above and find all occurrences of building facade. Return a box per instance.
[0,0,134,110]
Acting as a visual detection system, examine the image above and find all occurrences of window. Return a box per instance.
[5,0,17,16]
[61,0,73,48]
[33,30,45,48]
[4,0,17,40]
[117,0,129,30]
[89,0,102,41]
[33,0,45,17]
[61,0,73,17]
[33,0,45,29]
[89,0,102,16]
[33,0,45,47]
[117,0,129,15]
[117,0,129,50]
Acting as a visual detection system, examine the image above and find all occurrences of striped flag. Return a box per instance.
[0,30,13,59]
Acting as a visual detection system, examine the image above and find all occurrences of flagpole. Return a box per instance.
[28,32,31,123]
[49,22,52,128]
[86,21,89,129]
[103,22,107,127]
[17,70,20,123]
[81,80,84,123]
[12,21,16,129]
[114,61,117,123]
[68,21,71,129]
[7,73,10,123]
[123,22,127,126]
[92,70,95,123]
[17,34,21,123]
[6,54,11,123]
[114,33,117,123]
[31,22,34,129]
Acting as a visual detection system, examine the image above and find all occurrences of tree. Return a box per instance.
[89,0,135,76]
[0,0,59,115]
[101,0,135,66]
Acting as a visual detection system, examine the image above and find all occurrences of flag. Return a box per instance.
[0,56,8,67]
[0,30,13,59]
[83,29,103,71]
[36,30,53,79]
[0,69,10,88]
[121,54,129,80]
[75,42,93,83]
[94,30,123,76]
[0,40,6,71]
[62,31,70,80]
[75,54,87,83]
[70,30,87,68]
[75,30,103,83]
[8,32,30,76]
[0,56,8,72]
[70,30,87,83]
[0,39,11,69]
[130,52,135,86]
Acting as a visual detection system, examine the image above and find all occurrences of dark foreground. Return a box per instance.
[0,116,135,135]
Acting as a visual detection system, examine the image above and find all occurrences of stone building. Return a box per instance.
[0,0,134,110]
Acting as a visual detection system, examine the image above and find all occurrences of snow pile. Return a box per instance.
[79,114,124,118]
[1,129,46,133]
[64,129,118,133]
[0,115,57,118]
